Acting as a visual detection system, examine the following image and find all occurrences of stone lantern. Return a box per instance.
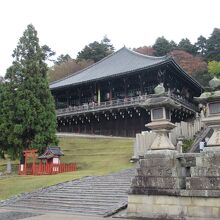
[196,90,220,152]
[144,96,180,150]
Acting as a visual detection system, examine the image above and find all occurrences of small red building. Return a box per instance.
[19,147,76,175]
[38,147,64,166]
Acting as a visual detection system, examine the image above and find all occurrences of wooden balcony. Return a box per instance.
[56,93,198,117]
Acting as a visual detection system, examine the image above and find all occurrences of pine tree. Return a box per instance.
[206,28,220,61]
[0,24,58,159]
[178,38,197,55]
[153,36,173,56]
[77,36,114,62]
[195,35,207,56]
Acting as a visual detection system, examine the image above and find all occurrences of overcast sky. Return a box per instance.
[0,0,220,76]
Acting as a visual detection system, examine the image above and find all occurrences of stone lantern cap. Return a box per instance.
[195,90,220,104]
[140,94,181,110]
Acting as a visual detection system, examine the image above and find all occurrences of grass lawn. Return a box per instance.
[0,136,134,200]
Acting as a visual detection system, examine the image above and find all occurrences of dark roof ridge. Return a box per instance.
[49,47,126,86]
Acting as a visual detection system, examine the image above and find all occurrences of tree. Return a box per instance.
[48,59,94,82]
[41,45,56,62]
[54,54,72,65]
[0,24,58,159]
[133,46,155,56]
[77,36,114,62]
[195,35,207,56]
[169,50,207,75]
[178,38,197,55]
[170,40,178,49]
[153,36,173,56]
[208,61,220,78]
[206,28,220,61]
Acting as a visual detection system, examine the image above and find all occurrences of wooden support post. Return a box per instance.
[139,74,143,95]
[77,87,81,105]
[124,78,127,98]
[98,84,101,105]
[108,81,112,101]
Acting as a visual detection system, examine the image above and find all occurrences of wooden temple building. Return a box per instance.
[50,47,203,137]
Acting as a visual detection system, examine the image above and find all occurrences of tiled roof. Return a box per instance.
[49,47,169,90]
[38,147,64,159]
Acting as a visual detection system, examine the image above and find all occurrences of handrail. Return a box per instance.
[56,93,198,116]
[56,95,149,116]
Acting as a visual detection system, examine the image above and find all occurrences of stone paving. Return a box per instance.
[1,168,135,218]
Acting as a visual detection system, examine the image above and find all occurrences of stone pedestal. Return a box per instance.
[128,152,220,219]
[146,120,176,150]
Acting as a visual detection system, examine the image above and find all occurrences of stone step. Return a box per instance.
[32,195,126,202]
[57,189,129,193]
[32,193,127,200]
[9,204,105,215]
[12,201,116,210]
[63,183,131,188]
[9,201,117,213]
[3,168,135,216]
[18,198,121,206]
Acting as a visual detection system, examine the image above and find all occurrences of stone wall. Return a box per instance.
[128,195,220,219]
[128,151,220,219]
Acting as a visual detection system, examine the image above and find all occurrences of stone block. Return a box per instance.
[191,167,220,177]
[180,189,220,197]
[192,197,220,207]
[187,206,213,218]
[186,177,220,190]
[127,195,220,219]
[139,157,175,168]
[136,167,182,177]
[131,176,184,189]
[129,187,181,196]
[212,207,220,218]
[127,203,137,214]
[177,155,196,167]
[196,153,220,168]
[154,195,191,206]
[128,194,154,205]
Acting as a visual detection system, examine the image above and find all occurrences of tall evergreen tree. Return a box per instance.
[54,54,72,65]
[206,28,220,61]
[178,38,197,55]
[77,36,114,62]
[195,35,207,56]
[0,24,58,159]
[153,36,173,56]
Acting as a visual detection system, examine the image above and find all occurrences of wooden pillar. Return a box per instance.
[97,84,101,105]
[32,154,36,175]
[77,87,81,105]
[139,74,143,95]
[124,78,127,98]
[24,153,27,175]
[66,89,70,107]
[109,81,112,101]
[90,85,94,102]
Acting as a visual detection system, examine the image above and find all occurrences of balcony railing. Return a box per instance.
[56,93,198,117]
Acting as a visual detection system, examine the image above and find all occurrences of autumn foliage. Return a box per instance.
[169,50,207,75]
[48,59,94,82]
[134,46,155,56]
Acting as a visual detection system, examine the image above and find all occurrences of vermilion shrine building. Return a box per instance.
[50,47,203,137]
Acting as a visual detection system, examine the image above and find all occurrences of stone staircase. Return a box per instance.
[3,169,135,216]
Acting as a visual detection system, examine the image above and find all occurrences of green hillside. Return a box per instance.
[0,136,134,200]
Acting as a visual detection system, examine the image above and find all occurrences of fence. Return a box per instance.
[133,117,204,158]
[19,163,77,175]
[56,93,198,117]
